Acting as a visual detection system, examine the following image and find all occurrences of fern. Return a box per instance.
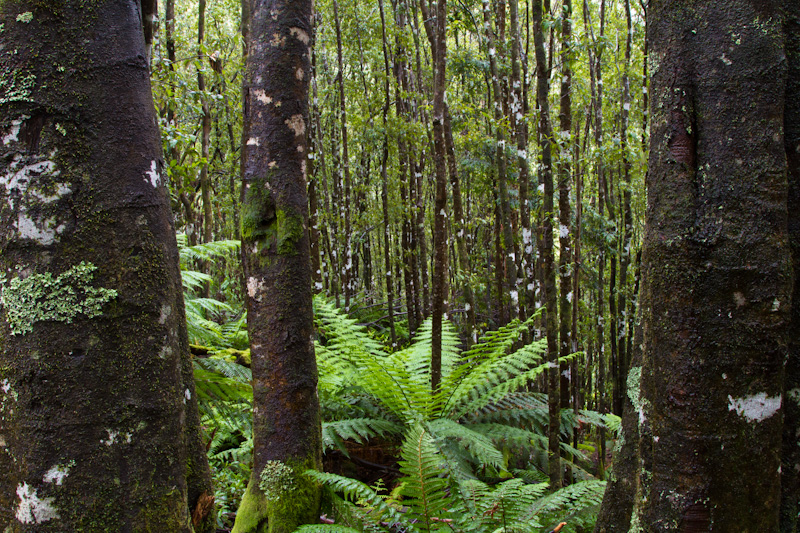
[322,418,403,455]
[397,423,452,532]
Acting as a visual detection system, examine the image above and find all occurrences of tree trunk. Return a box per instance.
[234,0,322,531]
[532,0,560,491]
[596,1,791,529]
[783,3,800,531]
[333,0,353,310]
[0,2,212,530]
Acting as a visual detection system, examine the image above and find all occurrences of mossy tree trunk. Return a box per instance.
[0,2,213,531]
[596,1,792,529]
[233,0,322,531]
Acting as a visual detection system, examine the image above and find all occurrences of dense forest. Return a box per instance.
[0,0,798,532]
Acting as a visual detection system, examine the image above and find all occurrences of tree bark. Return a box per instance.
[783,2,800,531]
[233,0,322,531]
[0,2,212,530]
[596,1,791,529]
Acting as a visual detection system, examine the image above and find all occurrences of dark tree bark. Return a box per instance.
[233,0,322,531]
[783,2,800,531]
[0,2,212,530]
[596,1,791,529]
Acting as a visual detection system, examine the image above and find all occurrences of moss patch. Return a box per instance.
[232,458,320,533]
[276,209,304,256]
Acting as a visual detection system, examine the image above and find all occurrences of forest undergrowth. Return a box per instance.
[183,238,618,532]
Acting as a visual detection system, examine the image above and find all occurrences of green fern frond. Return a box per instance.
[521,479,607,529]
[305,470,406,529]
[322,418,403,454]
[428,418,504,471]
[177,235,240,267]
[398,424,452,532]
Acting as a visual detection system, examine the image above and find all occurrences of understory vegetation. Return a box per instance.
[184,239,618,532]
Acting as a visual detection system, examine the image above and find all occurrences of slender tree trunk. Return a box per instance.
[333,0,352,310]
[417,0,449,392]
[198,0,213,252]
[0,3,212,530]
[483,0,516,323]
[234,1,322,530]
[379,0,397,347]
[597,1,790,529]
[616,0,634,416]
[444,105,476,342]
[532,0,560,490]
[509,0,530,324]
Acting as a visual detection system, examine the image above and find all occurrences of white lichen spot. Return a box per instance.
[247,277,267,301]
[247,137,260,147]
[145,160,160,188]
[253,89,273,105]
[720,53,732,66]
[43,462,73,486]
[17,213,59,245]
[559,224,570,238]
[733,291,746,307]
[16,483,58,524]
[295,67,304,81]
[510,290,519,305]
[728,392,781,423]
[270,33,287,47]
[290,27,310,44]
[464,303,471,312]
[268,161,278,169]
[285,114,305,136]
[184,388,192,402]
[772,298,781,312]
[314,281,323,291]
[3,118,24,145]
[158,344,173,359]
[788,388,800,407]
[159,304,171,325]
[566,291,573,303]
[101,429,119,446]
[623,102,631,111]
[537,183,545,194]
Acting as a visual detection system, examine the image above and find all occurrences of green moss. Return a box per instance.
[0,262,117,335]
[232,477,269,533]
[232,458,321,533]
[276,209,304,256]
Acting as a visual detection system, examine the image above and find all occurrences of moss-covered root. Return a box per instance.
[232,460,321,533]
[231,479,270,533]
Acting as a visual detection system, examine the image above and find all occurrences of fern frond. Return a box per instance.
[428,418,504,471]
[521,479,607,528]
[322,418,403,454]
[398,424,452,532]
[178,237,240,267]
[305,470,406,529]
